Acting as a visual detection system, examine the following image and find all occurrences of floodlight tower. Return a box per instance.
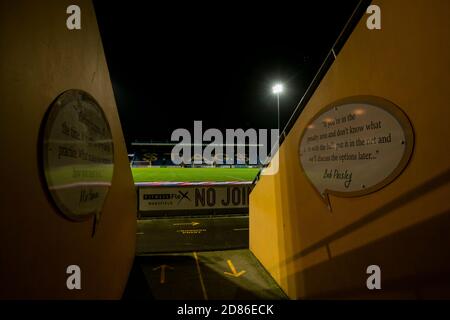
[272,83,284,137]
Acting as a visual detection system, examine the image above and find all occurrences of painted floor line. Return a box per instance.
[193,251,208,300]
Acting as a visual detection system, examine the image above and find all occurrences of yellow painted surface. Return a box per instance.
[0,0,136,298]
[250,0,450,299]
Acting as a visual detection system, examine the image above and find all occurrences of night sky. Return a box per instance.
[93,1,360,146]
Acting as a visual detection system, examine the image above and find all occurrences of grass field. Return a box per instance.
[131,167,260,183]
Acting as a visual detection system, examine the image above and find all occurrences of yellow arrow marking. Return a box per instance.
[176,228,206,235]
[173,222,200,227]
[152,264,174,284]
[224,259,246,277]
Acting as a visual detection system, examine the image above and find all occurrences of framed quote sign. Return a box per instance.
[41,89,114,222]
[298,96,414,208]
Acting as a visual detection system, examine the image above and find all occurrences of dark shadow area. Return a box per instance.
[138,208,249,218]
[284,209,450,299]
[136,215,249,253]
[122,258,155,300]
[289,168,450,262]
[123,250,287,300]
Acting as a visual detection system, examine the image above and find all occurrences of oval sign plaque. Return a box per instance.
[42,90,114,221]
[299,96,414,206]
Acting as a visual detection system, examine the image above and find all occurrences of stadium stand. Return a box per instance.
[129,141,263,168]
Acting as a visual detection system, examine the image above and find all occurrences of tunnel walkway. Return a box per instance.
[136,215,249,253]
[123,249,288,300]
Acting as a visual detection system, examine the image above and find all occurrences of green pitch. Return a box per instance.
[131,167,260,183]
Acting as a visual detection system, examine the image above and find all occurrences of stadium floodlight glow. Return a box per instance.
[272,83,283,138]
[272,83,283,94]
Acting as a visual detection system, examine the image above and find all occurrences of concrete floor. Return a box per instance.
[123,249,288,300]
[136,215,249,253]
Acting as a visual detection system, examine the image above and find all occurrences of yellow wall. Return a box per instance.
[250,0,450,299]
[0,0,136,298]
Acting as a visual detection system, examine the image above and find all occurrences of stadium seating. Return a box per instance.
[129,142,262,168]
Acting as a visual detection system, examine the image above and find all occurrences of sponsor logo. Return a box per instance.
[143,190,191,203]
